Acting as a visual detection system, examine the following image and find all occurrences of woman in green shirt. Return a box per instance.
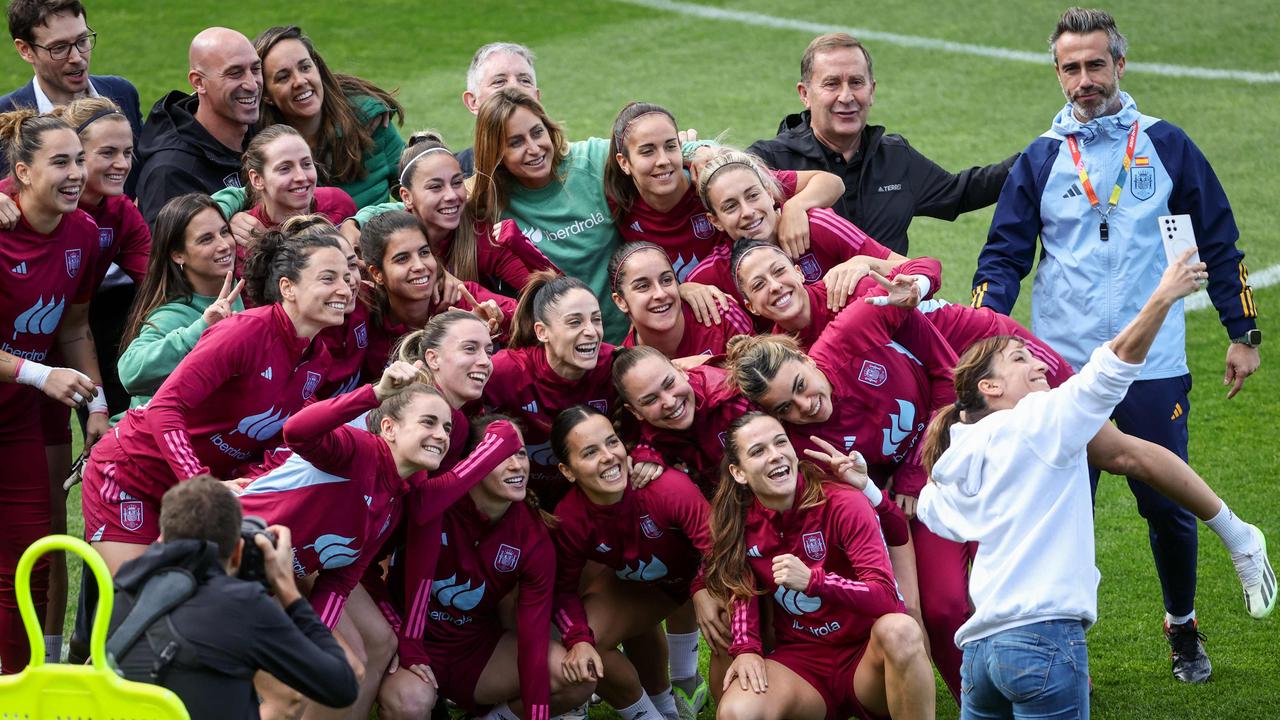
[467,89,716,343]
[116,194,244,415]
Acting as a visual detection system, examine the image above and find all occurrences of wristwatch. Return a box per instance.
[1230,329,1262,347]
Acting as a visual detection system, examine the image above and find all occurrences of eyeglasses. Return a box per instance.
[30,30,97,60]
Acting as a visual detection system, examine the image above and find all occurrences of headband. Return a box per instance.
[397,146,453,188]
[729,242,781,286]
[700,159,756,196]
[76,108,123,135]
[613,110,670,148]
[610,244,666,292]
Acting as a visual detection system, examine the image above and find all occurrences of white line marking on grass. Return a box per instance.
[1185,264,1280,312]
[616,0,1280,84]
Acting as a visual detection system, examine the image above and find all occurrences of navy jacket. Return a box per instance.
[0,74,143,192]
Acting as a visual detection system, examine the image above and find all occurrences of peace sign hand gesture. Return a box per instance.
[863,271,922,309]
[802,435,870,490]
[202,271,244,327]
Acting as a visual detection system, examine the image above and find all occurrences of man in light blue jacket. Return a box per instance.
[971,7,1261,684]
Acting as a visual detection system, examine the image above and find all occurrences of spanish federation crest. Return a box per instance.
[858,360,888,387]
[1130,166,1155,201]
[640,514,663,539]
[798,253,822,282]
[98,227,114,249]
[353,322,368,349]
[588,398,608,413]
[65,249,82,278]
[802,531,827,561]
[494,543,521,572]
[690,214,715,240]
[120,500,145,532]
[301,370,322,400]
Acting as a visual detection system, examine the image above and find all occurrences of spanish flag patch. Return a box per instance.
[1135,156,1150,166]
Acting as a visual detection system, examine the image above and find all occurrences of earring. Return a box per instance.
[177,262,184,271]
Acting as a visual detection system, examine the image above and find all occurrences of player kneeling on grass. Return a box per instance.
[705,412,935,720]
[376,414,596,720]
[916,252,1275,720]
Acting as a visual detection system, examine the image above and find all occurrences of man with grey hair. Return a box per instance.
[134,26,261,224]
[455,41,539,176]
[974,6,1268,687]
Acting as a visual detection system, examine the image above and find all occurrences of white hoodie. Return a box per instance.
[916,344,1143,648]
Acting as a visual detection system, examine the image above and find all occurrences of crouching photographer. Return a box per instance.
[106,476,358,720]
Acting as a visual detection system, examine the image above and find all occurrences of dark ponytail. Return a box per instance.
[510,270,592,349]
[243,228,341,306]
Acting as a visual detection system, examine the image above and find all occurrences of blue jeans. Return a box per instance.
[961,620,1090,720]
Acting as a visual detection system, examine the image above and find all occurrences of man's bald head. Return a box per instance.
[187,26,262,131]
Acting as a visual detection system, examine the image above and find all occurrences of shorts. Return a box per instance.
[768,640,881,720]
[81,456,160,544]
[424,629,504,713]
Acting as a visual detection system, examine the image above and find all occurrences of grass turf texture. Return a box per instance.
[7,0,1275,715]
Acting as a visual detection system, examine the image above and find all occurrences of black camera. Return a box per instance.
[237,515,278,590]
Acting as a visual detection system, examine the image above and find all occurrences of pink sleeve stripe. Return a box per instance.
[554,608,574,633]
[809,208,872,249]
[406,579,432,638]
[731,600,749,644]
[162,430,205,478]
[528,706,549,720]
[448,433,502,478]
[824,573,870,592]
[725,304,754,336]
[319,592,346,628]
[377,601,402,632]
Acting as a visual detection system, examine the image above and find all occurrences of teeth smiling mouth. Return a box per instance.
[325,301,346,311]
[294,89,315,102]
[808,396,823,418]
[650,302,672,314]
[503,475,526,486]
[466,371,488,383]
[600,465,622,481]
[768,464,790,479]
[575,342,598,355]
[438,206,460,215]
[214,254,233,265]
[423,444,444,456]
[666,400,686,420]
[772,292,793,309]
[410,277,432,286]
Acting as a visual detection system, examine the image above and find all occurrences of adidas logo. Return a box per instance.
[363,495,373,507]
[11,262,27,275]
[1062,184,1083,199]
[522,400,538,413]
[441,532,449,546]
[595,542,612,553]
[747,545,762,558]
[1171,403,1184,421]
[260,367,273,380]
[630,221,643,233]
[844,436,857,452]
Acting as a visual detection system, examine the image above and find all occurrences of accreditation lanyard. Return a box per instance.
[1065,121,1139,242]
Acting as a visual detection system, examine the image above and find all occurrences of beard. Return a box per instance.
[1066,72,1122,120]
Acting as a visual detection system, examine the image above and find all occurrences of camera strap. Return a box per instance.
[106,567,198,669]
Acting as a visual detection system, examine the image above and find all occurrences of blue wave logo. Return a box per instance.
[305,534,359,569]
[774,586,822,616]
[236,406,290,441]
[12,295,66,338]
[616,556,668,582]
[431,574,486,611]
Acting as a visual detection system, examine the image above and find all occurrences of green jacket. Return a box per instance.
[114,293,246,421]
[211,93,404,216]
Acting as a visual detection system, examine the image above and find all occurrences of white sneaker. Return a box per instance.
[551,701,589,720]
[1232,523,1276,619]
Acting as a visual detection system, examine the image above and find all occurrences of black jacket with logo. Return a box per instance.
[135,91,253,225]
[748,111,1017,254]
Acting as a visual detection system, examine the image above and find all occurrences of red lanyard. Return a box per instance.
[1065,121,1140,242]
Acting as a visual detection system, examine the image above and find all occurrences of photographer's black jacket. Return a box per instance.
[749,111,1017,254]
[109,540,357,720]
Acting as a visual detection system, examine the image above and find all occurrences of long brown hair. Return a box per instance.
[467,87,568,224]
[468,413,558,528]
[704,412,827,601]
[920,335,1015,475]
[254,25,404,186]
[603,101,678,223]
[121,193,223,348]
[397,129,481,283]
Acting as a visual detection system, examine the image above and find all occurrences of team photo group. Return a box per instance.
[0,0,1272,718]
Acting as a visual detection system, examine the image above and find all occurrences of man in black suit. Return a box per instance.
[0,0,142,173]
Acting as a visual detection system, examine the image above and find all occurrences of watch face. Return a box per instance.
[1249,329,1262,345]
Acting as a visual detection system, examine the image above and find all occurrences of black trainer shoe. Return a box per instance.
[1164,619,1212,684]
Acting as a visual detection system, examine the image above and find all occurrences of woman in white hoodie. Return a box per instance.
[915,252,1273,720]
